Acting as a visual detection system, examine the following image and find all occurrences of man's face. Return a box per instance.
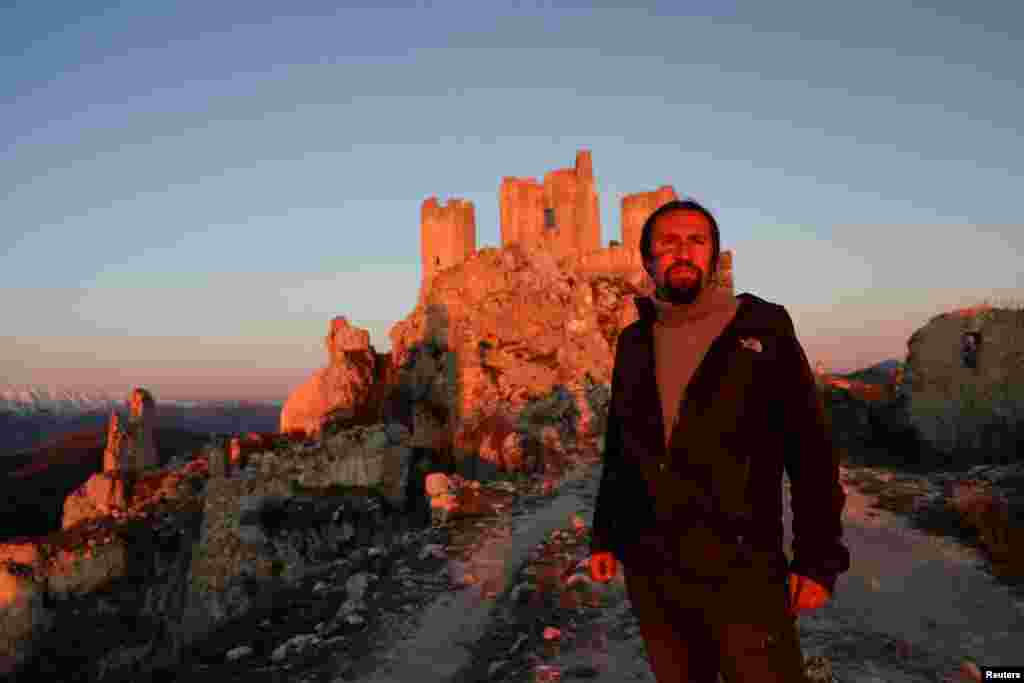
[643,209,715,305]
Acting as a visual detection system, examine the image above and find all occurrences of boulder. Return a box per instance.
[280,317,384,439]
[905,304,1024,461]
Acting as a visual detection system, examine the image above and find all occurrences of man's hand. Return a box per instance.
[787,573,831,616]
[589,551,618,583]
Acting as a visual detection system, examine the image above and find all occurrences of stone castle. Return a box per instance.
[419,149,733,299]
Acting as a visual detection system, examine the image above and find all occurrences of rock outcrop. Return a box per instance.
[279,317,386,439]
[0,418,426,681]
[62,387,161,530]
[387,240,652,480]
[905,304,1024,461]
[101,387,159,474]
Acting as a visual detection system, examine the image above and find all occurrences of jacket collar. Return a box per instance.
[635,295,657,324]
[634,288,747,325]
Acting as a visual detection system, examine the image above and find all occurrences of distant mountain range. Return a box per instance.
[836,358,906,384]
[0,384,283,458]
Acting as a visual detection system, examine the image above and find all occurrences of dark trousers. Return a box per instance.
[624,567,809,683]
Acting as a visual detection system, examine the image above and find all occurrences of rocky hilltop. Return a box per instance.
[0,235,665,681]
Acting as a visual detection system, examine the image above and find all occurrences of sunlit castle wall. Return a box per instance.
[420,196,476,303]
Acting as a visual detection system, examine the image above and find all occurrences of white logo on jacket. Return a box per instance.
[739,337,763,353]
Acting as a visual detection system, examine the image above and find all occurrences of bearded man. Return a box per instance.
[588,199,850,682]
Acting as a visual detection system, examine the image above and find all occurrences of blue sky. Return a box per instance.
[2,0,1021,400]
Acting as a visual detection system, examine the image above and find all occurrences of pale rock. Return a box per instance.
[61,473,129,530]
[905,304,1024,459]
[424,473,451,498]
[271,633,320,662]
[345,571,375,602]
[225,645,253,661]
[280,317,379,439]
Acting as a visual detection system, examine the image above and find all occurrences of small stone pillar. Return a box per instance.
[206,442,231,479]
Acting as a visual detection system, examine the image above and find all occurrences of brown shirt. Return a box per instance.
[651,285,739,448]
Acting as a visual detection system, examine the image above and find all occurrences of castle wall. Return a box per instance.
[569,246,734,295]
[500,177,545,248]
[621,186,678,268]
[421,197,476,289]
[543,168,581,256]
[713,249,734,292]
[571,244,637,278]
[419,154,732,302]
[574,150,602,255]
[499,150,602,260]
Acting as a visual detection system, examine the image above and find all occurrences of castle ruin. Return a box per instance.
[419,149,733,297]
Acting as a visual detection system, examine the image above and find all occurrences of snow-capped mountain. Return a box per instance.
[1,385,284,456]
[0,385,128,418]
[0,385,282,417]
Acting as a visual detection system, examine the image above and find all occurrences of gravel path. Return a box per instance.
[171,456,1024,683]
[348,461,1024,683]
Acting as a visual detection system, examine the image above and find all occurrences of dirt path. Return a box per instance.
[356,463,1024,683]
[174,458,1023,683]
[797,467,1024,681]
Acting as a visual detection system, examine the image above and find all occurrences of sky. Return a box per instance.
[2,0,1022,401]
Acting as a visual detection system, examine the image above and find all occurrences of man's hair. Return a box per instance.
[639,199,720,277]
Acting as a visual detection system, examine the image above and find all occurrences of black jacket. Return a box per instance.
[590,292,851,597]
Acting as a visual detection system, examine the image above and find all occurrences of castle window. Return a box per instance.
[435,256,440,267]
[544,208,556,229]
[961,332,981,370]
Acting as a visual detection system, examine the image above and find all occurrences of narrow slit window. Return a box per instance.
[544,208,556,229]
[961,332,981,369]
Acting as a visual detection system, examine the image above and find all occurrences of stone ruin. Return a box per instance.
[0,412,424,679]
[905,303,1024,460]
[279,317,386,440]
[418,149,734,304]
[62,387,160,530]
[283,150,736,447]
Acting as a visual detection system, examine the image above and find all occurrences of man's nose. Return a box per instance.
[667,242,696,258]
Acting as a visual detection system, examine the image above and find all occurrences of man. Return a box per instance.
[588,199,851,682]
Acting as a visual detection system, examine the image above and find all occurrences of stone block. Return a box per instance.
[207,446,230,479]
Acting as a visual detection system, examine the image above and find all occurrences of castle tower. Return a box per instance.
[499,177,544,248]
[621,185,678,267]
[499,149,602,260]
[421,197,476,297]
[713,249,734,293]
[574,150,602,255]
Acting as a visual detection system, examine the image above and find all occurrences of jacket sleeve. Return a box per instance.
[590,339,626,559]
[776,307,851,596]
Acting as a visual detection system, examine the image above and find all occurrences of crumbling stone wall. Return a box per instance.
[906,305,1024,460]
[499,149,601,261]
[621,185,678,269]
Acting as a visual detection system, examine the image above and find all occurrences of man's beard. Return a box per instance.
[657,264,703,305]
